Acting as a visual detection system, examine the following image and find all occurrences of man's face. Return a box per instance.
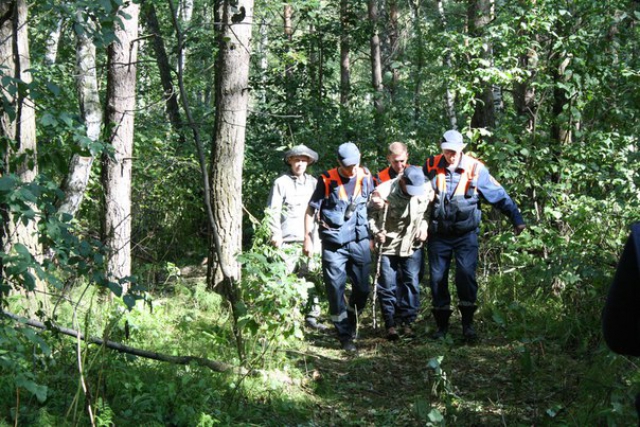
[388,152,408,174]
[288,155,311,176]
[442,149,462,166]
[338,162,358,177]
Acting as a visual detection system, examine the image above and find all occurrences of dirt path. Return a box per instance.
[294,315,582,426]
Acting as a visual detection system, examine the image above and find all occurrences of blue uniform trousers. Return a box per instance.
[378,248,422,328]
[321,238,371,341]
[427,231,478,308]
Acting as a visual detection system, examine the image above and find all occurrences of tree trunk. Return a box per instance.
[436,0,458,129]
[57,8,104,217]
[468,0,496,131]
[102,1,140,288]
[339,0,351,107]
[368,0,385,130]
[142,1,184,142]
[283,4,294,103]
[0,0,41,286]
[209,0,253,291]
[386,0,399,101]
[179,0,194,69]
[45,18,64,66]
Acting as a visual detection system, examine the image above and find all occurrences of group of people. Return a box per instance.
[266,131,526,353]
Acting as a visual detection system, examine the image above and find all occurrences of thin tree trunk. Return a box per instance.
[142,1,184,142]
[57,8,104,217]
[436,0,457,128]
[368,0,385,127]
[468,0,495,131]
[179,0,194,69]
[102,1,140,288]
[283,4,294,103]
[386,0,399,101]
[45,18,64,65]
[339,0,351,107]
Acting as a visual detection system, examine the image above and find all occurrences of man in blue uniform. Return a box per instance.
[304,142,374,353]
[423,130,526,341]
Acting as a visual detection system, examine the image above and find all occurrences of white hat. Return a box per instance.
[441,130,466,152]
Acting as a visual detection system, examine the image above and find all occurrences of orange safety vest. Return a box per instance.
[322,167,368,200]
[425,154,479,198]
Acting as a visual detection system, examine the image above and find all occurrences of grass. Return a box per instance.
[1,279,639,426]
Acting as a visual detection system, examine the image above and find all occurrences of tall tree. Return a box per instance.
[368,0,385,143]
[101,1,140,287]
[0,0,41,286]
[468,0,496,131]
[209,0,253,291]
[57,7,104,217]
[436,0,458,129]
[339,0,351,107]
[142,0,184,142]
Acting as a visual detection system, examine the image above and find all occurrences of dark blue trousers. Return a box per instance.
[322,239,371,341]
[378,249,422,328]
[427,232,478,308]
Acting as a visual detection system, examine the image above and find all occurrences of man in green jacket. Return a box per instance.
[369,166,434,339]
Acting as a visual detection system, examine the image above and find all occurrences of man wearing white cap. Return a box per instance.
[304,142,375,353]
[267,144,327,331]
[423,130,526,341]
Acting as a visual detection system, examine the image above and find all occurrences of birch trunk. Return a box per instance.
[0,0,42,298]
[102,1,140,288]
[58,9,103,217]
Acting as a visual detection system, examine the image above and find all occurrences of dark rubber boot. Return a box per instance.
[431,308,452,339]
[459,305,478,342]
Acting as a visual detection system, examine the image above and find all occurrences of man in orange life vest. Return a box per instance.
[423,130,526,341]
[374,141,409,186]
[304,142,375,353]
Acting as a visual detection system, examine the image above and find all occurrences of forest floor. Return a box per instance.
[289,312,596,427]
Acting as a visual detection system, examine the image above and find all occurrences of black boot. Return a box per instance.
[431,308,452,339]
[459,305,478,342]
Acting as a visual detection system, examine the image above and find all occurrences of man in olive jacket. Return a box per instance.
[369,166,434,339]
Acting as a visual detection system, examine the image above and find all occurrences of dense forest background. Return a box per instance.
[1,0,639,425]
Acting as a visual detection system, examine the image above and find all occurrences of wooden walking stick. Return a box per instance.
[372,202,389,330]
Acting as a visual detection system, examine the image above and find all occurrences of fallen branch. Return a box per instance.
[1,309,240,374]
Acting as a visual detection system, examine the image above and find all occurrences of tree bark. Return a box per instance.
[368,0,385,138]
[339,0,351,107]
[0,0,42,293]
[283,3,295,105]
[436,0,458,129]
[57,8,104,218]
[386,0,399,101]
[468,0,496,131]
[45,18,64,66]
[142,1,184,142]
[102,1,140,288]
[210,0,253,363]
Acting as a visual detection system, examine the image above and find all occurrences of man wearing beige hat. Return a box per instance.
[423,130,526,341]
[267,144,327,331]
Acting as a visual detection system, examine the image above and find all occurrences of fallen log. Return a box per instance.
[1,309,239,374]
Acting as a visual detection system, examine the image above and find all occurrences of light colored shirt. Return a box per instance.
[267,172,317,243]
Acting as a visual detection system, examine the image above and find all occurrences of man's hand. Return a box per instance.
[270,236,283,248]
[415,228,428,243]
[375,230,387,245]
[303,237,314,257]
[514,224,526,236]
[369,193,386,210]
